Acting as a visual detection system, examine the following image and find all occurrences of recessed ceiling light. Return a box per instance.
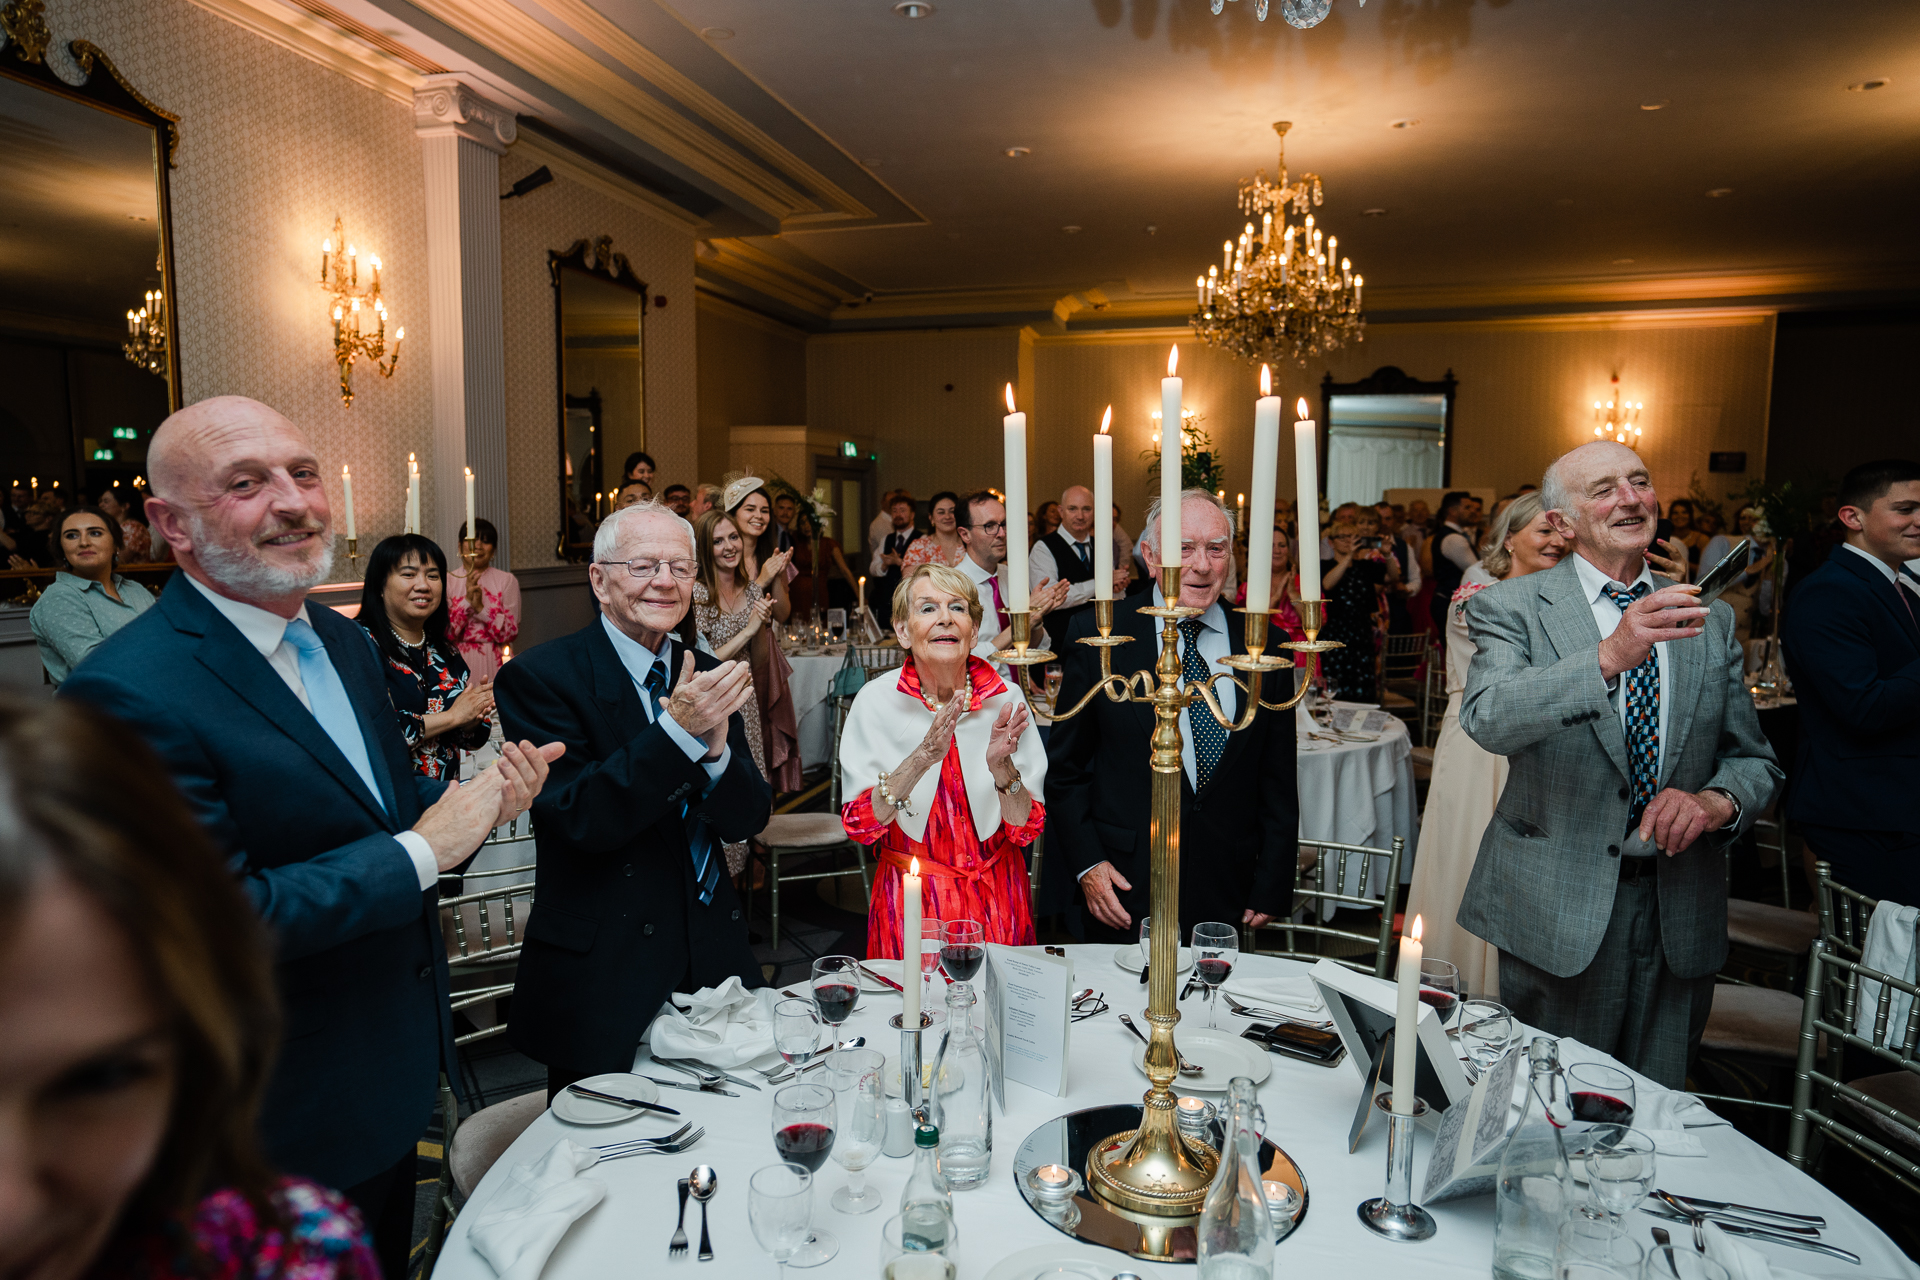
[1063,225,1082,234]
[1144,224,1158,235]
[1389,118,1419,129]
[893,1,935,16]
[1004,146,1031,159]
[1611,257,1636,265]
[1639,100,1669,111]
[1362,208,1388,217]
[1847,77,1890,91]
[1705,187,1733,198]
[701,26,734,39]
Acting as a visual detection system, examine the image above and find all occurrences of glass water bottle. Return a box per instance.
[1197,1076,1274,1280]
[1493,1036,1574,1280]
[898,1122,954,1252]
[929,981,992,1188]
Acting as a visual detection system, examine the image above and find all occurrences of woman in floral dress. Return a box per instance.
[692,508,777,876]
[447,517,522,682]
[358,534,494,780]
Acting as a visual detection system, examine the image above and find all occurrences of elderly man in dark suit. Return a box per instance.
[1047,489,1298,942]
[1782,458,1920,905]
[1458,441,1781,1087]
[60,395,560,1278]
[495,499,771,1099]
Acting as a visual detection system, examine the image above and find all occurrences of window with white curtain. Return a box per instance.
[1325,394,1447,507]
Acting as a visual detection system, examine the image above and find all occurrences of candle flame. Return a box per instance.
[1099,405,1112,435]
[464,466,473,479]
[1260,364,1272,397]
[1296,397,1311,420]
[1167,344,1179,377]
[1411,914,1424,942]
[910,856,921,877]
[1004,383,1016,413]
[342,465,350,477]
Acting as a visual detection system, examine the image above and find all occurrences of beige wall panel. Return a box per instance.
[697,296,807,488]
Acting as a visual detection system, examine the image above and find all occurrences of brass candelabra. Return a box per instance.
[993,570,1340,1221]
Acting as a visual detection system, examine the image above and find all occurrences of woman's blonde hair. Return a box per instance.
[1481,490,1548,579]
[892,563,984,634]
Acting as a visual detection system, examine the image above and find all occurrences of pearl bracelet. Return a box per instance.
[877,769,915,818]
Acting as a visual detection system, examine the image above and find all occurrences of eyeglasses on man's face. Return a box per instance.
[971,519,1007,534]
[598,557,698,581]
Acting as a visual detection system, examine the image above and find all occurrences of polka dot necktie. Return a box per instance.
[1601,582,1659,831]
[1179,618,1227,792]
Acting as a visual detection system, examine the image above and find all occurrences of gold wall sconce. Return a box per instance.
[319,215,403,406]
[1592,374,1643,443]
[122,289,168,377]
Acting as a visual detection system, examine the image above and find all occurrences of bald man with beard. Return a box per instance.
[61,395,562,1277]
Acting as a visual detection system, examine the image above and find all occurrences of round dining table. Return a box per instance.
[1296,704,1421,915]
[783,645,849,769]
[431,945,1915,1280]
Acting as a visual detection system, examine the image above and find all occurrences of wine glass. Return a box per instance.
[826,1048,885,1214]
[1191,922,1238,1029]
[748,1163,813,1279]
[1419,957,1461,1030]
[1457,999,1514,1079]
[1554,1216,1643,1280]
[919,918,944,1019]
[772,998,823,1069]
[940,921,985,983]
[1643,1246,1732,1280]
[810,956,861,1052]
[1567,1064,1637,1146]
[881,1211,959,1280]
[771,1084,838,1266]
[1582,1125,1655,1223]
[1137,914,1154,969]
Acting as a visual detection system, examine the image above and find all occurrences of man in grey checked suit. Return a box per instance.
[1457,441,1781,1087]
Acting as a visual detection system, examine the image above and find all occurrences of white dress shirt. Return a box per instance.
[1437,523,1478,571]
[185,574,439,889]
[957,554,1050,680]
[598,615,730,787]
[1841,540,1898,585]
[870,522,919,577]
[1030,531,1100,609]
[1572,553,1671,847]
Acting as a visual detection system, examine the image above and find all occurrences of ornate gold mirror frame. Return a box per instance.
[1,0,184,409]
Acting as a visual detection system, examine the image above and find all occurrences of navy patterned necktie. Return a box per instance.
[645,652,721,905]
[1601,582,1659,830]
[1178,618,1227,791]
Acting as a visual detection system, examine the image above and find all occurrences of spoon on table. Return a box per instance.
[689,1165,718,1262]
[1119,1013,1202,1076]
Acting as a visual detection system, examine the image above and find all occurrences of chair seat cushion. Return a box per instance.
[1837,1071,1920,1156]
[761,813,854,849]
[451,1090,547,1198]
[1700,983,1803,1060]
[1725,899,1820,955]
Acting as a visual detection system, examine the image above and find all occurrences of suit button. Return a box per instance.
[1607,845,1620,857]
[1618,788,1628,800]
[418,965,432,979]
[624,864,634,877]
[731,909,742,921]
[643,923,655,936]
[1560,717,1571,727]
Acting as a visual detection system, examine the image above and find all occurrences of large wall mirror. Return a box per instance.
[0,23,181,531]
[1319,366,1458,506]
[552,237,646,561]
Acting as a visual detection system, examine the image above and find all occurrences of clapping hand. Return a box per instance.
[1029,577,1073,622]
[449,678,495,726]
[744,594,774,635]
[414,739,567,871]
[665,652,754,758]
[756,548,793,588]
[983,700,1029,774]
[914,688,967,769]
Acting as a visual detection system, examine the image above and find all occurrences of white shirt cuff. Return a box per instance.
[701,744,731,787]
[660,709,716,762]
[1077,863,1101,882]
[396,830,439,891]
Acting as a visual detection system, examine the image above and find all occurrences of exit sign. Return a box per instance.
[841,441,858,458]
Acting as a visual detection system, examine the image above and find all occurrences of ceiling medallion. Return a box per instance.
[1190,122,1365,367]
[1208,0,1345,29]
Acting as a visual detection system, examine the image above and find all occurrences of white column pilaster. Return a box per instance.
[415,78,516,567]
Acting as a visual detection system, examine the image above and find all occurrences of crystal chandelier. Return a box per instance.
[122,289,168,378]
[1209,0,1342,30]
[1190,122,1365,367]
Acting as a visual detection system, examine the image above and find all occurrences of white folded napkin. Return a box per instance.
[469,1139,605,1280]
[1855,900,1918,1042]
[1222,974,1326,1016]
[1701,1220,1820,1280]
[646,977,784,1072]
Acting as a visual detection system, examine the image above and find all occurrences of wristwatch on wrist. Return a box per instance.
[995,767,1024,797]
[1703,786,1742,829]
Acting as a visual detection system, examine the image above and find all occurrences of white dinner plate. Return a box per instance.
[1130,1027,1272,1092]
[861,957,908,990]
[550,1073,663,1126]
[1112,946,1192,975]
[983,1243,1165,1280]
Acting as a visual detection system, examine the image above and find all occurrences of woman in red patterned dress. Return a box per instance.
[839,564,1049,958]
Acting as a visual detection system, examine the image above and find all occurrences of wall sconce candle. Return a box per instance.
[320,215,402,407]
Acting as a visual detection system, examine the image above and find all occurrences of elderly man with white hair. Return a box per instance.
[494,498,772,1102]
[1456,441,1781,1087]
[1046,488,1298,942]
[60,395,562,1277]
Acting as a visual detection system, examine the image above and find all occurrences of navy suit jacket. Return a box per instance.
[60,571,455,1190]
[1781,546,1920,833]
[495,618,769,1074]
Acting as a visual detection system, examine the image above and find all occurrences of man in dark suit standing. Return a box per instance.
[496,500,772,1098]
[1782,458,1920,904]
[60,396,559,1278]
[1047,489,1298,942]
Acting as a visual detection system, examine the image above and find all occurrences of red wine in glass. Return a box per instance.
[1419,986,1459,1022]
[1571,1092,1635,1126]
[774,1122,836,1172]
[813,983,858,1025]
[1194,957,1233,986]
[940,944,985,983]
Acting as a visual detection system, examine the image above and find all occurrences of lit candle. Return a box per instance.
[858,575,867,613]
[1236,492,1246,535]
[501,644,513,663]
[1294,399,1321,600]
[1160,346,1182,570]
[1392,914,1423,1116]
[406,452,420,536]
[1002,384,1030,611]
[464,466,476,543]
[1246,367,1281,614]
[340,465,357,540]
[902,856,923,1030]
[1093,406,1114,601]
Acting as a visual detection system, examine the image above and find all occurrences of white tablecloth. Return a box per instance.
[1297,707,1421,914]
[784,650,847,769]
[433,947,1915,1280]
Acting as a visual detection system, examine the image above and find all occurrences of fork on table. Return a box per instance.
[593,1124,705,1161]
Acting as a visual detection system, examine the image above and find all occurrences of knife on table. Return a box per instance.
[566,1084,681,1117]
[1642,1206,1858,1263]
[655,1057,762,1092]
[858,962,904,993]
[641,1075,739,1098]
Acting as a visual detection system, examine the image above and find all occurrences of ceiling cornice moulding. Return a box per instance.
[185,0,424,102]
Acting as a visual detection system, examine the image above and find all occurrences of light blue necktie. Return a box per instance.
[644,653,722,905]
[1601,583,1658,832]
[284,618,386,814]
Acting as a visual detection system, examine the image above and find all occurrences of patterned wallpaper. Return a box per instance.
[499,154,697,568]
[47,0,435,585]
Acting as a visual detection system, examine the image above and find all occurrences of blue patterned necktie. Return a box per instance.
[1178,617,1227,791]
[1601,583,1659,830]
[644,653,721,905]
[284,619,386,813]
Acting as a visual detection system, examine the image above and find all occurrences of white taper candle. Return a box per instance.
[1247,367,1281,614]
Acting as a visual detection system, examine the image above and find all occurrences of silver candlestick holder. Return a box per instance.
[1357,1094,1436,1241]
[889,1011,933,1120]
